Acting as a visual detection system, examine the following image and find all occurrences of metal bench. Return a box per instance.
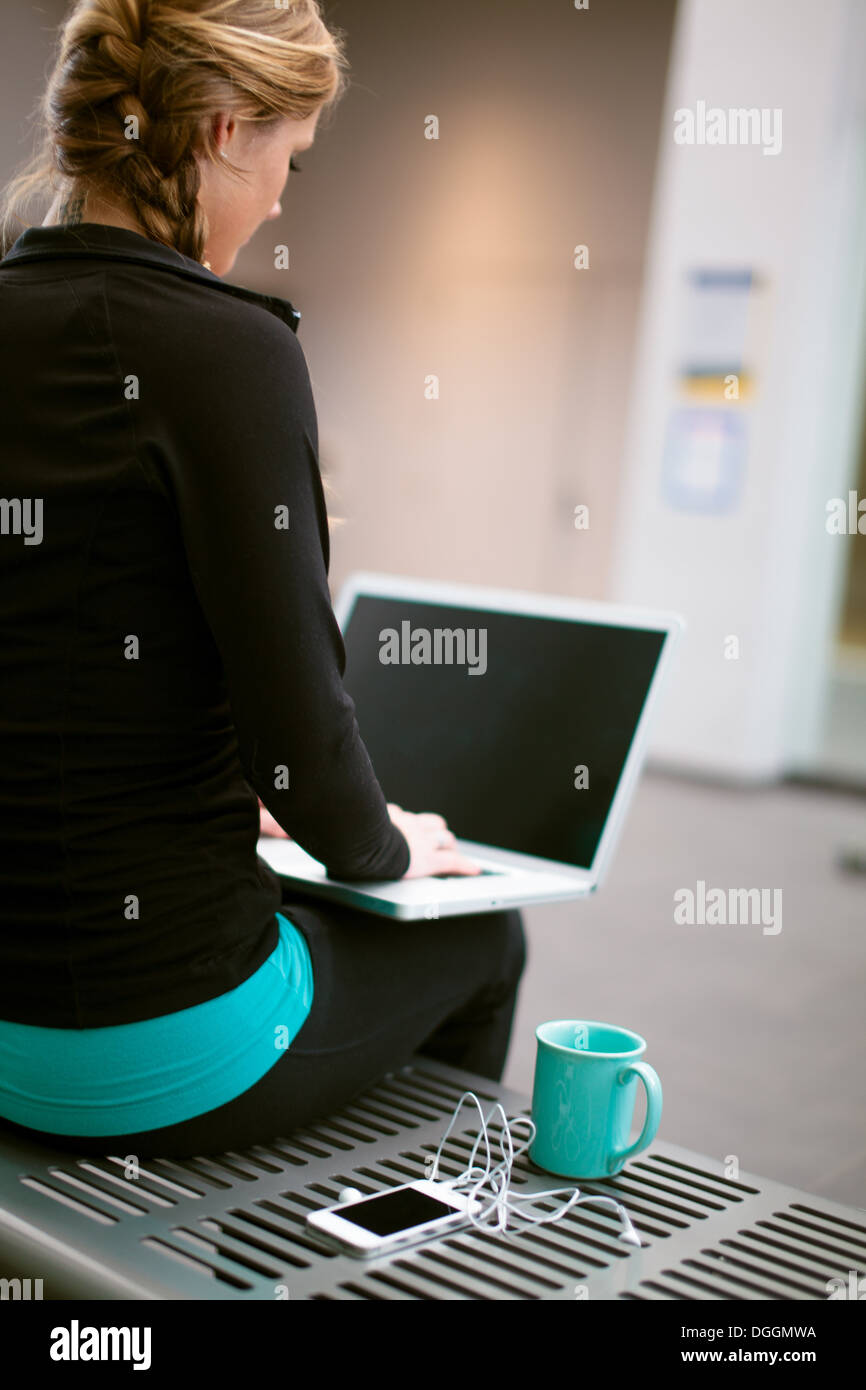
[0,1056,863,1300]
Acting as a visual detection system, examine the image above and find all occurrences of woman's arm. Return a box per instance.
[259,799,290,838]
[148,306,409,881]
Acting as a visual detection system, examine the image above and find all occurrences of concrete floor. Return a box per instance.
[502,768,866,1210]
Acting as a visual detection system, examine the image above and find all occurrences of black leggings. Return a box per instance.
[0,893,527,1160]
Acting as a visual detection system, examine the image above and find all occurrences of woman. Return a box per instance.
[0,0,526,1159]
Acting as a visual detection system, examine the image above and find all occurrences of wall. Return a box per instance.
[608,0,866,780]
[232,0,677,602]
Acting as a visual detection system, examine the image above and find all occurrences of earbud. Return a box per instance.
[337,1187,363,1205]
[618,1223,642,1247]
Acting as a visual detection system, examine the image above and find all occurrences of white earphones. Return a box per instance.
[427,1090,642,1246]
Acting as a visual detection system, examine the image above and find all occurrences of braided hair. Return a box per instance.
[1,0,349,261]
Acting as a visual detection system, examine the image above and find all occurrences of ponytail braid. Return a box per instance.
[51,0,209,258]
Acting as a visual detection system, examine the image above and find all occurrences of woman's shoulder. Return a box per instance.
[103,260,314,414]
[114,260,304,362]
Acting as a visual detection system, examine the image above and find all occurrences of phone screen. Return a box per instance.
[340,1188,457,1237]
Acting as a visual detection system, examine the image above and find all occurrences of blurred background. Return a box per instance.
[3,0,865,1204]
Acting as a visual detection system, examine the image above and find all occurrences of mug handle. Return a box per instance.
[607,1062,663,1174]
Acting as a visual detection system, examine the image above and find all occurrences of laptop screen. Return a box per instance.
[341,596,668,871]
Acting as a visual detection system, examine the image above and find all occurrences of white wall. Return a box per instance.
[609,0,866,781]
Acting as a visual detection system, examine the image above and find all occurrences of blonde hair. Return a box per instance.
[0,0,350,261]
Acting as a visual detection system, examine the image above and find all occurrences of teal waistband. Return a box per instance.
[0,912,313,1137]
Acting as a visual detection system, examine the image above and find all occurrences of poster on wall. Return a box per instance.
[661,268,765,514]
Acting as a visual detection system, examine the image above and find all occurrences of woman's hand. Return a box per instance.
[387,803,482,880]
[259,799,291,839]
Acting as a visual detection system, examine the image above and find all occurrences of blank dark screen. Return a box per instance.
[342,596,667,870]
[341,1187,455,1236]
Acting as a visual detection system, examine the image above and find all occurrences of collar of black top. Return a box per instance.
[1,222,302,334]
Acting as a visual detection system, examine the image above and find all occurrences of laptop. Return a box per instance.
[257,572,684,919]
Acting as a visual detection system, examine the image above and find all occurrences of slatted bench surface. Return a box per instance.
[0,1057,863,1300]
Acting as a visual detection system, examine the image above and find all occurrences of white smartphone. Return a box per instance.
[305,1179,484,1258]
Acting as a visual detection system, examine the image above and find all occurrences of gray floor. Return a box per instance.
[501,768,866,1210]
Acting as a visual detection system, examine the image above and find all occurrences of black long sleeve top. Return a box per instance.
[0,222,409,1028]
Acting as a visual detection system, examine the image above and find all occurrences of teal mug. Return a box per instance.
[529,1020,663,1179]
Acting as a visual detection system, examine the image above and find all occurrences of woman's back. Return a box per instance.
[0,221,408,1030]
